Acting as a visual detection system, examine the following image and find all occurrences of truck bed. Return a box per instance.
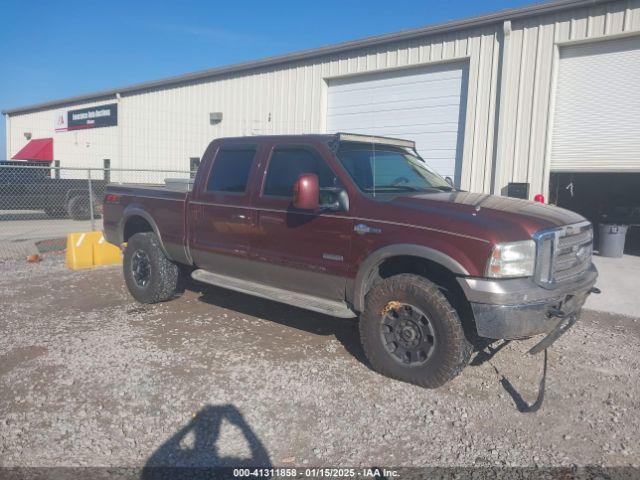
[106,183,189,200]
[103,183,189,263]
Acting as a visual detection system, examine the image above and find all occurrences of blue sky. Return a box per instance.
[0,0,536,157]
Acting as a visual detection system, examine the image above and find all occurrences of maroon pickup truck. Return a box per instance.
[104,133,598,388]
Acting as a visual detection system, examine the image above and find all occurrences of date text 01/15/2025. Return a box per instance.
[232,467,399,477]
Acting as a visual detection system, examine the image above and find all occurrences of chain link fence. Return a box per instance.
[0,162,191,259]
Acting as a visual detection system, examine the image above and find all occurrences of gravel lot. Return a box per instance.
[1,254,639,471]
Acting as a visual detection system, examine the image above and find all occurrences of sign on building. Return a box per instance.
[54,110,68,132]
[53,103,118,131]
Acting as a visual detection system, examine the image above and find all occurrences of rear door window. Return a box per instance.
[206,149,256,193]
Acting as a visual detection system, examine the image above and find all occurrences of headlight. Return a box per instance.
[486,240,535,278]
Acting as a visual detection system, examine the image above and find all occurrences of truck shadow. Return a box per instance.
[189,282,369,366]
[188,281,528,402]
[141,404,271,479]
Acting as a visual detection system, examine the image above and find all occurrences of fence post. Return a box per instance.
[88,169,95,231]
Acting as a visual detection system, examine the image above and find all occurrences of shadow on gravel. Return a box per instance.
[141,404,271,479]
[191,282,370,367]
[469,340,511,367]
[471,340,547,413]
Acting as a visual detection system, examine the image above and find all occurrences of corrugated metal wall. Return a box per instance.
[6,0,640,195]
[6,26,500,191]
[494,0,640,197]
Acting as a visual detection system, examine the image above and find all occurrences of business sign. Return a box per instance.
[54,110,68,132]
[67,103,117,130]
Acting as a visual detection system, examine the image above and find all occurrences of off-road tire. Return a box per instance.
[359,274,472,388]
[123,232,183,303]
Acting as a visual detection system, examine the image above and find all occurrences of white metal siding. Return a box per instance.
[7,26,499,192]
[326,62,468,182]
[494,0,640,196]
[8,0,640,195]
[550,35,640,171]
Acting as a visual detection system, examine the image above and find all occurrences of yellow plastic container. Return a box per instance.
[65,231,121,270]
[93,234,122,266]
[65,231,100,270]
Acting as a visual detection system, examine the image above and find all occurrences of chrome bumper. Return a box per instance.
[458,264,598,340]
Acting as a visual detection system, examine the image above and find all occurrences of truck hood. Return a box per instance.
[385,191,586,243]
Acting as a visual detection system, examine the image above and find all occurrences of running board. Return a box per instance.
[191,269,357,318]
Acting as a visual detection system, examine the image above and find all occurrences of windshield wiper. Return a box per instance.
[364,185,427,192]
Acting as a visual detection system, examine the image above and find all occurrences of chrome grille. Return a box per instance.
[534,221,593,288]
[554,224,593,282]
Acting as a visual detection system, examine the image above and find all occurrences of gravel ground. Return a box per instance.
[1,254,639,471]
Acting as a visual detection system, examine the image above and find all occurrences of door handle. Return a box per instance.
[354,223,381,235]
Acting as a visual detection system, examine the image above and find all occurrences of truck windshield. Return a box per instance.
[335,142,453,195]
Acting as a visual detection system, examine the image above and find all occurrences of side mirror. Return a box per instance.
[445,176,454,187]
[293,173,319,210]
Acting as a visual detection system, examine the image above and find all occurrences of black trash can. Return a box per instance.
[598,224,628,258]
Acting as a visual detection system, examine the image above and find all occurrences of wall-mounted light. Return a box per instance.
[24,132,32,140]
[209,112,223,125]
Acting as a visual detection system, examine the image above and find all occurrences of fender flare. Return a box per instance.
[119,206,173,260]
[351,244,470,312]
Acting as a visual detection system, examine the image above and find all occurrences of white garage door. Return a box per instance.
[551,36,640,171]
[326,63,468,182]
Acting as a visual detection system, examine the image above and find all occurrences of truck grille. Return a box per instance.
[534,221,593,288]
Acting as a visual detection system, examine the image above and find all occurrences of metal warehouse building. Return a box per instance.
[3,0,640,219]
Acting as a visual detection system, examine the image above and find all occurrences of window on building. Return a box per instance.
[263,148,337,198]
[206,149,255,193]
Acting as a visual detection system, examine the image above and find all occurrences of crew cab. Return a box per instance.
[103,133,598,388]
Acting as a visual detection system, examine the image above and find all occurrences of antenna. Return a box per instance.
[372,141,376,198]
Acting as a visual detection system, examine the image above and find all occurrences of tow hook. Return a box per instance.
[548,307,567,319]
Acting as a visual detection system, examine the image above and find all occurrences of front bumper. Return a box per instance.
[458,264,598,340]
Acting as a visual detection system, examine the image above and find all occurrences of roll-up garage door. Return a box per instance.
[551,36,640,172]
[326,62,468,182]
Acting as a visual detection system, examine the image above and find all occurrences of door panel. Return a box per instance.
[251,145,353,301]
[190,147,259,278]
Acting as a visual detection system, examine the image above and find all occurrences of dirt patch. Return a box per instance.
[0,345,48,377]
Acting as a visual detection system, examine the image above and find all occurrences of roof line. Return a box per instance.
[3,0,609,116]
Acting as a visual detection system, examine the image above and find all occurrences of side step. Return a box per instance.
[191,269,357,318]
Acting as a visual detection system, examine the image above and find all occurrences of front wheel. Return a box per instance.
[123,232,184,303]
[359,274,472,388]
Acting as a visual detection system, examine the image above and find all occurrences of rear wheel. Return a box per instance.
[359,274,472,388]
[66,194,102,220]
[123,232,184,303]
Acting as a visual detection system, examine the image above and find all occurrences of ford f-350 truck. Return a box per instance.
[103,133,598,388]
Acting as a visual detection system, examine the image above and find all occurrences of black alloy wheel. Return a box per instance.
[131,249,151,288]
[380,303,436,365]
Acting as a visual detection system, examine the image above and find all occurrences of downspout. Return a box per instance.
[116,92,122,180]
[5,114,11,159]
[489,20,510,195]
